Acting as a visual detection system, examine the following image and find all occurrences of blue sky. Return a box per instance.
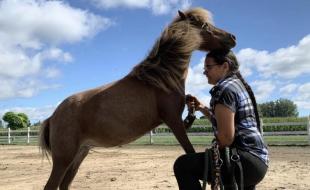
[0,0,310,123]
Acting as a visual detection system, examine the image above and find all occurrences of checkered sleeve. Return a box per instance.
[213,88,237,113]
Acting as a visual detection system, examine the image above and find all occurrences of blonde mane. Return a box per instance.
[129,8,213,93]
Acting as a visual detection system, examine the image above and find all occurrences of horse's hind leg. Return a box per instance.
[59,146,90,190]
[44,142,79,190]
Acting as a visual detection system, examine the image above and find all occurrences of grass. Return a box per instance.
[263,135,309,145]
[131,134,309,146]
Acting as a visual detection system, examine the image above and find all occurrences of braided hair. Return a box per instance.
[206,50,262,133]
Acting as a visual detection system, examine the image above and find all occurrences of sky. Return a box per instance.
[0,0,310,123]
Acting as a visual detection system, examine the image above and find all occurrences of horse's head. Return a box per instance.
[175,7,236,51]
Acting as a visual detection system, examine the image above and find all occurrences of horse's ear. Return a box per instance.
[178,10,186,20]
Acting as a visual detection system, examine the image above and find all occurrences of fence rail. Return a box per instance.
[0,128,39,145]
[0,117,309,145]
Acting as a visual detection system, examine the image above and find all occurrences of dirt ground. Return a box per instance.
[0,145,309,190]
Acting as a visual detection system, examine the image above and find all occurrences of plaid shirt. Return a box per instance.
[209,74,269,165]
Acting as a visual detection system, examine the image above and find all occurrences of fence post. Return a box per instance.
[149,130,153,144]
[8,128,11,144]
[307,116,310,145]
[27,127,30,144]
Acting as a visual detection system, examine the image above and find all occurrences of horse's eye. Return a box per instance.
[189,15,195,21]
[202,22,209,29]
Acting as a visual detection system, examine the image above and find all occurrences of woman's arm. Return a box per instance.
[214,104,235,148]
[197,106,211,120]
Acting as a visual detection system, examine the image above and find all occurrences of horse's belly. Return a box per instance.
[82,115,160,147]
[85,121,158,147]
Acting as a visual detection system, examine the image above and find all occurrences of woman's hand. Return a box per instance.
[185,94,210,118]
[185,94,202,111]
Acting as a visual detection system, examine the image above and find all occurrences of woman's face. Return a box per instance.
[203,57,228,85]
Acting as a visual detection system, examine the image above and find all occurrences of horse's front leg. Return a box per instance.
[164,117,195,153]
[157,91,195,154]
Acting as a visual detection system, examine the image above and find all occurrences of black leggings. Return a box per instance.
[173,149,268,190]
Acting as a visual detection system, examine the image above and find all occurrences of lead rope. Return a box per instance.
[202,108,224,190]
[211,140,224,190]
[202,139,224,190]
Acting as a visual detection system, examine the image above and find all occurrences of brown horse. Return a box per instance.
[39,7,236,190]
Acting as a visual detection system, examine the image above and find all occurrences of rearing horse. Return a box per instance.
[40,7,236,190]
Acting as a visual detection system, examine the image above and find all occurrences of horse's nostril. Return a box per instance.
[230,34,236,41]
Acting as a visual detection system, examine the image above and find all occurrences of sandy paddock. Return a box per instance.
[0,145,309,190]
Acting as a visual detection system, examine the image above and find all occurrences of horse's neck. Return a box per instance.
[161,49,192,76]
[128,38,195,93]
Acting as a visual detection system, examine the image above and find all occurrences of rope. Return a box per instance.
[211,140,224,190]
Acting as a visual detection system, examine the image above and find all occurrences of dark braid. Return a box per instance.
[206,50,262,133]
[235,71,261,133]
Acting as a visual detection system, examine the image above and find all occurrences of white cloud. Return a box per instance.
[90,0,191,15]
[0,0,112,100]
[0,77,61,100]
[0,47,41,78]
[0,0,111,48]
[247,80,276,102]
[297,83,310,100]
[0,47,72,79]
[44,67,61,78]
[0,105,57,123]
[91,0,150,9]
[40,48,73,63]
[237,34,310,79]
[294,101,310,110]
[280,83,299,94]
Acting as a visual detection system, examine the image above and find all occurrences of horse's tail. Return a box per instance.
[39,118,51,158]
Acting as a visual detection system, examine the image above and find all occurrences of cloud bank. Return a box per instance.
[90,0,191,15]
[0,0,112,100]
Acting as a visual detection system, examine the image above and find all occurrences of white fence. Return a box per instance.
[0,117,309,145]
[0,127,39,145]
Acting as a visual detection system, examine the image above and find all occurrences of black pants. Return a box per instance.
[173,149,268,190]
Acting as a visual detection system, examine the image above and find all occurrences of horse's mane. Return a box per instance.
[129,8,212,93]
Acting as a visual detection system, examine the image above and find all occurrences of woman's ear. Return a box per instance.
[223,62,230,72]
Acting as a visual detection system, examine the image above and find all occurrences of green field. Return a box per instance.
[1,134,309,146]
[131,135,309,146]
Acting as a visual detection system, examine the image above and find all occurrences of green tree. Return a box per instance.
[2,112,31,130]
[17,113,31,128]
[0,120,3,128]
[259,98,298,117]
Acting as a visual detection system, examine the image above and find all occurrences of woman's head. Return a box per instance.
[203,50,239,85]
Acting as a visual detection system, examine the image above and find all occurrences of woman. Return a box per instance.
[174,50,268,190]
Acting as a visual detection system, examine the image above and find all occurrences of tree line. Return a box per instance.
[258,98,298,117]
[0,98,300,130]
